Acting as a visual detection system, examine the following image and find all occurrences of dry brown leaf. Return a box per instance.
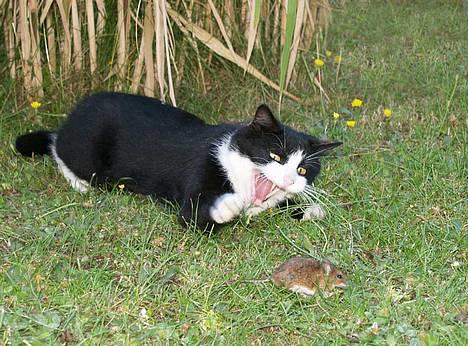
[167,6,300,102]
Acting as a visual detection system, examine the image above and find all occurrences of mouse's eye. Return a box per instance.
[269,152,281,162]
[336,274,343,279]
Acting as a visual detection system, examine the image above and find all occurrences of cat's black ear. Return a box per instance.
[250,104,281,132]
[309,139,342,155]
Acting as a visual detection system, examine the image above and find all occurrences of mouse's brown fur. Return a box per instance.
[272,257,347,297]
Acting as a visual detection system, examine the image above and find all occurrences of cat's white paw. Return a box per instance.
[71,178,89,192]
[301,203,326,221]
[210,193,245,224]
[245,206,265,217]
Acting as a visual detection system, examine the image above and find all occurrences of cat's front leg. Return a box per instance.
[209,193,246,224]
[301,203,327,220]
[277,200,327,221]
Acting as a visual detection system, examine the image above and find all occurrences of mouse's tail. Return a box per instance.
[16,131,56,157]
[224,277,271,286]
[243,278,271,284]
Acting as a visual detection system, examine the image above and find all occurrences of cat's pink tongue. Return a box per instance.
[253,175,275,206]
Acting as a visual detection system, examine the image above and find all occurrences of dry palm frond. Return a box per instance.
[56,0,72,73]
[95,0,106,37]
[208,0,234,53]
[167,6,300,102]
[4,0,330,104]
[154,0,166,100]
[71,0,82,70]
[0,0,7,16]
[280,0,287,47]
[3,1,16,79]
[116,0,128,87]
[161,2,177,105]
[45,9,56,76]
[29,0,43,96]
[18,0,32,94]
[130,3,146,94]
[130,35,145,93]
[39,0,53,24]
[272,1,280,51]
[223,0,234,38]
[143,1,155,96]
[279,0,298,103]
[86,0,97,76]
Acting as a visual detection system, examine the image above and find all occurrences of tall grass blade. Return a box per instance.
[245,0,262,67]
[285,0,305,88]
[279,0,298,104]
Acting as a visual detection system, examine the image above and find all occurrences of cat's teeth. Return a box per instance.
[265,184,278,199]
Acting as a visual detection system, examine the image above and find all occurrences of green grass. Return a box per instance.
[1,0,467,344]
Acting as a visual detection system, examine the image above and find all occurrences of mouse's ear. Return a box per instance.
[323,260,333,275]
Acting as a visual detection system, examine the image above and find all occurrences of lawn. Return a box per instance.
[1,0,466,344]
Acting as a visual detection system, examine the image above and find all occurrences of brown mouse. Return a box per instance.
[233,257,347,298]
[271,257,347,297]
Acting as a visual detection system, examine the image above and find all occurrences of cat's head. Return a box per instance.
[230,105,342,205]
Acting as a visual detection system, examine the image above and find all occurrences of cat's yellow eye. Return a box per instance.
[297,167,307,175]
[269,152,281,162]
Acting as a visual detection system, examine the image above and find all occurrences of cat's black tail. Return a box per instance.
[15,131,55,157]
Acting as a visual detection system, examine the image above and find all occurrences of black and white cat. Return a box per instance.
[16,92,341,230]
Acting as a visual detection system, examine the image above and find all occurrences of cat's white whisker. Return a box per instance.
[304,147,331,160]
[299,185,336,215]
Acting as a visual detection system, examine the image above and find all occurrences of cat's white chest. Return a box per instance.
[215,138,255,200]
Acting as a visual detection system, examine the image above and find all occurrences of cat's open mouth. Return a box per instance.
[253,173,279,206]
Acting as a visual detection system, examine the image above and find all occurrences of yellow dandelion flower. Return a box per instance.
[333,112,340,120]
[118,183,125,190]
[314,58,325,68]
[325,50,332,57]
[334,55,342,64]
[383,108,392,118]
[346,120,356,128]
[31,101,42,109]
[351,98,363,108]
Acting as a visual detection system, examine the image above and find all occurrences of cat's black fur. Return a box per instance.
[16,92,341,230]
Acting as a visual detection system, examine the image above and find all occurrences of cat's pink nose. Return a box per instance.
[283,176,294,187]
